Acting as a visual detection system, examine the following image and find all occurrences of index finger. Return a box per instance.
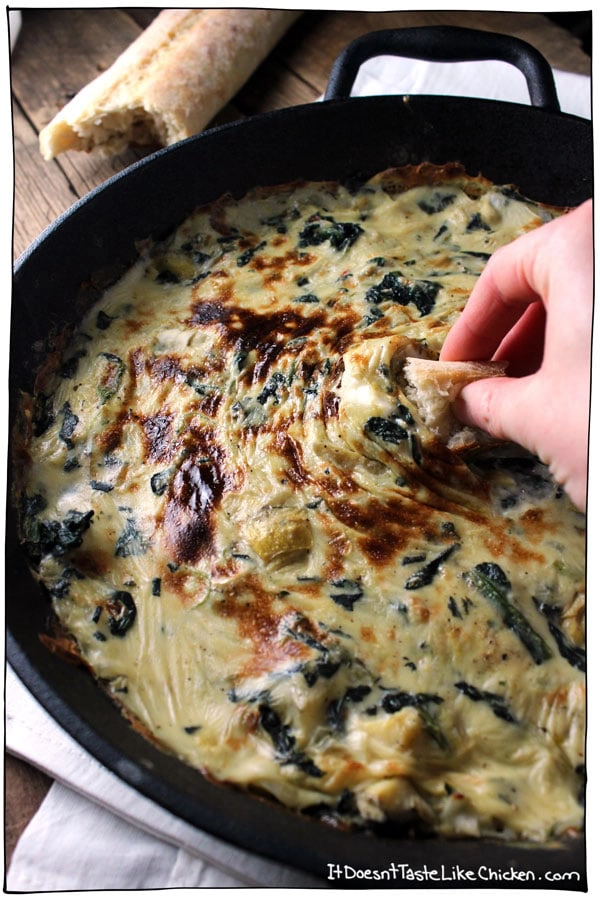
[440,223,548,362]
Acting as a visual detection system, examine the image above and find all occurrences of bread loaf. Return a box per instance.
[404,357,507,449]
[40,8,301,160]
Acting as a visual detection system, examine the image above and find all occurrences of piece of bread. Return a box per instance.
[404,357,507,449]
[39,8,301,160]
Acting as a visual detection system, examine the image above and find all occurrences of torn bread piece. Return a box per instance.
[404,357,507,450]
[39,8,301,160]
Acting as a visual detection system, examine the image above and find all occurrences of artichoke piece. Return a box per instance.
[245,507,312,568]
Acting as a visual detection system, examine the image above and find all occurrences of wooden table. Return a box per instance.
[7,6,590,875]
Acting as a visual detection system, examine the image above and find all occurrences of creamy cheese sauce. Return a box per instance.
[16,167,585,841]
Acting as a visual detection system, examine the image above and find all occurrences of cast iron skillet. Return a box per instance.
[8,28,590,888]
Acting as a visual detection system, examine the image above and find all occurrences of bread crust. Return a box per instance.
[39,8,300,159]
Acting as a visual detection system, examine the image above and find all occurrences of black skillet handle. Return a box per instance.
[324,26,561,112]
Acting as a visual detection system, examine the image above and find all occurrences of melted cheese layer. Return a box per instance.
[16,167,585,841]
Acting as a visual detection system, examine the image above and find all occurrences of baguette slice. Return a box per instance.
[404,357,507,450]
[40,8,300,160]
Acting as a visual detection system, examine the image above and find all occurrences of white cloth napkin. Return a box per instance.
[353,54,591,118]
[7,51,591,893]
[9,10,22,51]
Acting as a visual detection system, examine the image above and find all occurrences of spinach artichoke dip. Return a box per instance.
[15,164,585,842]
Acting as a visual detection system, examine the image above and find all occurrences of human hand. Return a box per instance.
[440,199,593,511]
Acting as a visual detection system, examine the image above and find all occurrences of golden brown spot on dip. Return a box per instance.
[482,526,545,566]
[359,522,408,566]
[162,434,240,564]
[189,300,329,388]
[148,354,185,383]
[70,547,113,578]
[96,410,130,455]
[519,507,552,539]
[322,390,340,419]
[330,495,435,556]
[272,432,312,488]
[251,249,314,273]
[216,579,312,679]
[140,412,173,463]
[320,526,352,583]
[409,600,431,623]
[131,347,146,376]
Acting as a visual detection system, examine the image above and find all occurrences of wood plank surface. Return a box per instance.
[7,5,590,878]
[4,757,54,869]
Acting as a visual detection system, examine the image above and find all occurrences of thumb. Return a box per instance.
[453,375,541,453]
